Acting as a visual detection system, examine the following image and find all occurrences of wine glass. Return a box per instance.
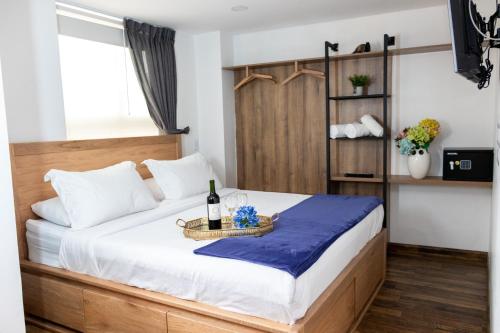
[236,192,248,208]
[224,193,239,218]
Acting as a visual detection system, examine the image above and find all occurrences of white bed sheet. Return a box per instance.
[26,189,239,268]
[53,189,383,324]
[26,219,68,267]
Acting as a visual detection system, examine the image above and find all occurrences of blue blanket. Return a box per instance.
[194,195,383,278]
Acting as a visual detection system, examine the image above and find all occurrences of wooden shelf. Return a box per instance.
[329,94,389,101]
[389,175,492,188]
[331,175,492,188]
[331,175,384,183]
[331,136,383,141]
[222,44,451,71]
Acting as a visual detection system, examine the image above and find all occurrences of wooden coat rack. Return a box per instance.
[233,66,276,91]
[281,61,325,85]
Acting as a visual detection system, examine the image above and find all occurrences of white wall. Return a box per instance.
[489,53,500,333]
[194,32,225,183]
[0,60,26,333]
[175,31,199,155]
[231,6,450,66]
[390,51,495,251]
[194,31,237,186]
[226,3,496,251]
[220,32,237,187]
[0,0,66,142]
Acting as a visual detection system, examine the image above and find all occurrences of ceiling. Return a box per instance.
[59,0,447,33]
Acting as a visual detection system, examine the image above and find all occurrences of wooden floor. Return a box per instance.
[356,243,489,333]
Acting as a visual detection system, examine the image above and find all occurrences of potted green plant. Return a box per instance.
[348,74,369,96]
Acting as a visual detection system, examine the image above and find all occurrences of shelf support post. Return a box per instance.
[383,34,395,228]
[324,42,338,194]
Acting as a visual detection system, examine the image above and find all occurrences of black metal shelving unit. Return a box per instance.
[382,34,395,228]
[329,94,390,101]
[325,34,395,228]
[324,41,338,195]
[332,136,384,141]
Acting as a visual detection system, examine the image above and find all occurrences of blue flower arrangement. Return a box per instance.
[233,205,260,229]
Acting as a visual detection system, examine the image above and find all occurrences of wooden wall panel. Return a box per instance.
[235,56,391,196]
[330,57,392,196]
[333,182,383,197]
[235,63,326,194]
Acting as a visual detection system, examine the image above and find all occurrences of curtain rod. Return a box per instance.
[55,2,124,30]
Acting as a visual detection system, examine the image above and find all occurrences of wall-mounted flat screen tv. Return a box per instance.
[448,0,483,83]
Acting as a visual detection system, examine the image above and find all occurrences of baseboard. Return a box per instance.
[388,242,488,263]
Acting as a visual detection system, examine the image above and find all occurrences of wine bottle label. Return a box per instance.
[208,204,221,220]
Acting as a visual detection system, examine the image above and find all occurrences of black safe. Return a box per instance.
[442,148,494,182]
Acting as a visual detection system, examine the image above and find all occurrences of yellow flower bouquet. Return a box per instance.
[395,118,440,156]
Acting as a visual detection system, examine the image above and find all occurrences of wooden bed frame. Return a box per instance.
[10,135,386,333]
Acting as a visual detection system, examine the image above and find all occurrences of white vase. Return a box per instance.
[407,149,431,179]
[353,86,364,96]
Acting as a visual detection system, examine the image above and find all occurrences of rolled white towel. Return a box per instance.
[345,122,371,139]
[330,124,348,139]
[360,114,384,137]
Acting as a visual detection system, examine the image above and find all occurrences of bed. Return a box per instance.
[11,135,386,333]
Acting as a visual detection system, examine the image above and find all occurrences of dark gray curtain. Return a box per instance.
[124,18,189,134]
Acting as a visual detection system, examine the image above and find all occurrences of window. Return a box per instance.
[57,8,158,140]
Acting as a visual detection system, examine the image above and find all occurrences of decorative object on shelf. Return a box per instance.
[348,74,370,96]
[233,205,260,228]
[360,114,383,137]
[345,122,371,138]
[407,149,431,179]
[330,124,348,139]
[331,120,385,140]
[395,118,441,179]
[344,172,375,178]
[352,42,371,54]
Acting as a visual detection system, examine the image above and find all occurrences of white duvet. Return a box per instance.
[55,189,383,324]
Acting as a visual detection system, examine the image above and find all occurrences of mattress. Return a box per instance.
[26,219,68,268]
[27,189,383,324]
[25,188,241,268]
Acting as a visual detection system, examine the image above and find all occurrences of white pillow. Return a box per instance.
[30,179,163,226]
[31,197,71,227]
[143,152,222,200]
[144,178,165,201]
[44,161,158,230]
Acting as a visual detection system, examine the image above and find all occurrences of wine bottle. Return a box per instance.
[207,179,221,230]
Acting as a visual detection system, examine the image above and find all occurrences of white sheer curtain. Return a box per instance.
[57,13,158,139]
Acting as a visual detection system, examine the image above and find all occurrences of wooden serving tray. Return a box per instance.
[176,214,278,241]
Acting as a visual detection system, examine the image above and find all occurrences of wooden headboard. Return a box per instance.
[10,135,182,260]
